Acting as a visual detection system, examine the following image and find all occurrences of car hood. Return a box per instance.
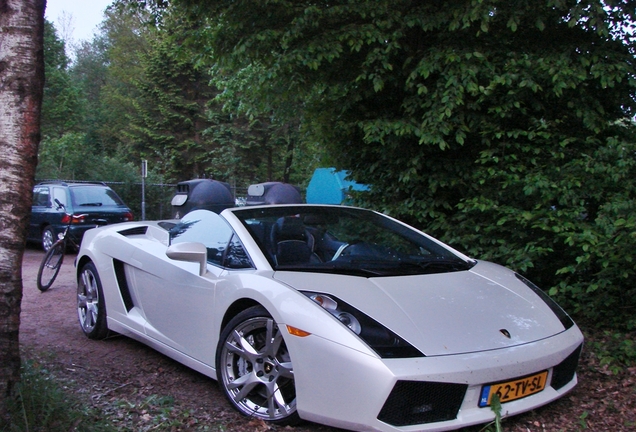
[273,260,568,356]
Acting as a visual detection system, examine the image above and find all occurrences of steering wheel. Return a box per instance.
[331,243,349,261]
[332,240,364,260]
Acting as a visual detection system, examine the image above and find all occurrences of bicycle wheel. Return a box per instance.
[37,241,65,292]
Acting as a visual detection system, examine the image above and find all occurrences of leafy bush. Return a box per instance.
[184,0,636,330]
[589,330,636,374]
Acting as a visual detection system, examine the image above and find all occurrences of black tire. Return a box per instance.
[77,262,109,339]
[36,242,64,292]
[216,306,300,425]
[41,226,55,251]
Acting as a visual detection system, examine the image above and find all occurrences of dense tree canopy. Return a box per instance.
[127,22,218,180]
[41,21,81,139]
[38,0,321,213]
[168,0,636,327]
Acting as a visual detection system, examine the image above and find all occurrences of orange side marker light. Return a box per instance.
[286,325,311,337]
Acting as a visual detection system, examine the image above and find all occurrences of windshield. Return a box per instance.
[233,206,474,276]
[70,186,125,207]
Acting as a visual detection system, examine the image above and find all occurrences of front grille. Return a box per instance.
[551,344,582,390]
[378,381,467,426]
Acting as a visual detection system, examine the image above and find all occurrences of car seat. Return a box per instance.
[270,216,318,265]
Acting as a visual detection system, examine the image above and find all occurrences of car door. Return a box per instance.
[29,185,52,241]
[51,186,70,211]
[132,210,239,363]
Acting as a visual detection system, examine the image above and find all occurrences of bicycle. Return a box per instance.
[36,201,83,292]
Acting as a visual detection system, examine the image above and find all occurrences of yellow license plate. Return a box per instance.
[479,371,548,407]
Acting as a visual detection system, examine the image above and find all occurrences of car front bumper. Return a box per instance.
[287,325,584,432]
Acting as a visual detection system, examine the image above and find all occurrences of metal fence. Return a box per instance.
[109,182,176,221]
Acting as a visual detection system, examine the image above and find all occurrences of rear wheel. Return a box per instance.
[41,226,55,251]
[77,262,109,339]
[216,306,299,425]
[36,242,64,291]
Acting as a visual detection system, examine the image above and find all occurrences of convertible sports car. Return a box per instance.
[75,204,583,431]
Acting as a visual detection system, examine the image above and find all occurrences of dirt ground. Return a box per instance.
[19,247,636,431]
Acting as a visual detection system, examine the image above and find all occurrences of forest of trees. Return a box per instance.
[40,0,636,332]
[39,2,322,207]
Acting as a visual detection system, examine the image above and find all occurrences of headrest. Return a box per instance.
[273,217,305,240]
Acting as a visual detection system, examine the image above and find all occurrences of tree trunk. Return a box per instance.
[0,0,46,421]
[282,122,296,184]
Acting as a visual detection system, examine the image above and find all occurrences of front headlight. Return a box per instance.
[307,293,362,334]
[303,292,424,358]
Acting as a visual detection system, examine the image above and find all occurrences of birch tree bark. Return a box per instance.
[0,0,46,419]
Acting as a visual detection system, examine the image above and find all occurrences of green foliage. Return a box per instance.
[36,133,139,183]
[174,0,636,328]
[548,135,636,328]
[124,14,218,182]
[1,360,112,432]
[205,75,323,187]
[207,61,324,186]
[589,330,636,373]
[88,4,152,156]
[579,410,590,429]
[123,3,322,185]
[40,0,322,216]
[41,20,82,138]
[483,394,504,432]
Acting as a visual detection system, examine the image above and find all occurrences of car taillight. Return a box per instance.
[61,214,86,224]
[71,214,87,224]
[123,212,133,221]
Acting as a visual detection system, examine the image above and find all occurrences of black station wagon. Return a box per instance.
[29,181,133,250]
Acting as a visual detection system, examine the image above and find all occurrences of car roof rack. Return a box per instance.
[36,180,108,187]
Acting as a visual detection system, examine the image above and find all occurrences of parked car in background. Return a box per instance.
[29,181,133,251]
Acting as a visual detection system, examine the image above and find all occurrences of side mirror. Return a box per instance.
[166,242,207,276]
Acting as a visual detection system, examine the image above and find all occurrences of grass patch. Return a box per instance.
[1,359,113,432]
[1,352,228,432]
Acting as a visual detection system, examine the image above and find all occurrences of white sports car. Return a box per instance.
[75,204,583,431]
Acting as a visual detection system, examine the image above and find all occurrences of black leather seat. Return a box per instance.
[270,217,316,265]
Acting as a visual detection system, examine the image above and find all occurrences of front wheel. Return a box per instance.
[77,262,109,339]
[37,242,64,291]
[216,306,300,425]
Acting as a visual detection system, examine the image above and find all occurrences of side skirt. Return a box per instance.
[106,318,218,381]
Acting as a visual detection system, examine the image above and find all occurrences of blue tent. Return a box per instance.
[306,168,368,204]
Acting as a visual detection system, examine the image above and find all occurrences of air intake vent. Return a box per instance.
[551,344,582,390]
[118,226,148,237]
[113,259,134,312]
[378,381,467,426]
